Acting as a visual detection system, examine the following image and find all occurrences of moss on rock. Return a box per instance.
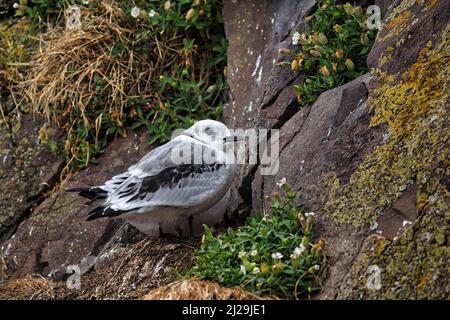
[342,205,449,299]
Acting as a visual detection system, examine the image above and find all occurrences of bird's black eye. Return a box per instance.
[205,127,214,136]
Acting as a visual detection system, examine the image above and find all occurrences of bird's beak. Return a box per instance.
[181,129,193,138]
[223,135,245,143]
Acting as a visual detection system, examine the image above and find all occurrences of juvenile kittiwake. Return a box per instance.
[67,120,241,237]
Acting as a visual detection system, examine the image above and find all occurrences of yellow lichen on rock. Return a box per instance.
[321,0,449,294]
[379,46,394,67]
[324,26,449,229]
[386,10,411,31]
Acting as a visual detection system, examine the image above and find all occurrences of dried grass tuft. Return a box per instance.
[141,278,274,300]
[0,275,57,300]
[23,1,160,115]
[19,0,188,175]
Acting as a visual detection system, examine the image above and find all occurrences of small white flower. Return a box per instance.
[164,1,172,10]
[240,264,246,275]
[13,3,19,9]
[305,212,315,217]
[238,251,247,259]
[148,9,156,18]
[250,249,258,257]
[402,220,412,227]
[292,32,301,45]
[313,264,320,270]
[276,177,287,188]
[290,244,306,259]
[295,244,306,255]
[252,267,260,275]
[271,252,283,260]
[131,6,140,18]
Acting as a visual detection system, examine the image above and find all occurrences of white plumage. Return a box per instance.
[68,120,239,237]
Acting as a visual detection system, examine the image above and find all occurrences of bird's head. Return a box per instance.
[182,120,243,146]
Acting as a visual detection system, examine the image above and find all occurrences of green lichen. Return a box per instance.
[0,119,56,228]
[385,0,421,24]
[30,192,79,224]
[341,203,449,299]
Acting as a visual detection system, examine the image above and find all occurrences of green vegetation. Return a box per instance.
[0,17,35,110]
[284,0,376,106]
[188,182,325,299]
[13,0,70,27]
[3,0,227,175]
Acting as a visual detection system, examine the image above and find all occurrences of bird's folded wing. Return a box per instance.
[101,138,183,192]
[103,137,234,214]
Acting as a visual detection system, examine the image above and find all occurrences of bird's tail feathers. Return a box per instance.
[67,187,132,221]
[86,205,130,221]
[86,206,106,221]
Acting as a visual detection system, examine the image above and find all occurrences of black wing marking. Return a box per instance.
[86,206,132,221]
[126,163,224,203]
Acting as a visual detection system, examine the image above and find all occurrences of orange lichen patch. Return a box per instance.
[370,44,444,129]
[377,9,413,42]
[416,275,429,291]
[386,10,412,30]
[427,0,438,8]
[374,237,388,256]
[417,191,428,211]
[141,279,272,300]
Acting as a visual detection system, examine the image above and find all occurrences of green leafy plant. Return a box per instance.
[0,17,34,105]
[13,0,71,27]
[188,181,326,299]
[283,0,376,106]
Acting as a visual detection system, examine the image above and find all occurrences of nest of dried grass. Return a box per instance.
[141,278,274,300]
[0,236,272,300]
[61,237,198,300]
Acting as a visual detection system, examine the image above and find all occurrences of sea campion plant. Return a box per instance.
[188,181,325,299]
[282,0,376,106]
